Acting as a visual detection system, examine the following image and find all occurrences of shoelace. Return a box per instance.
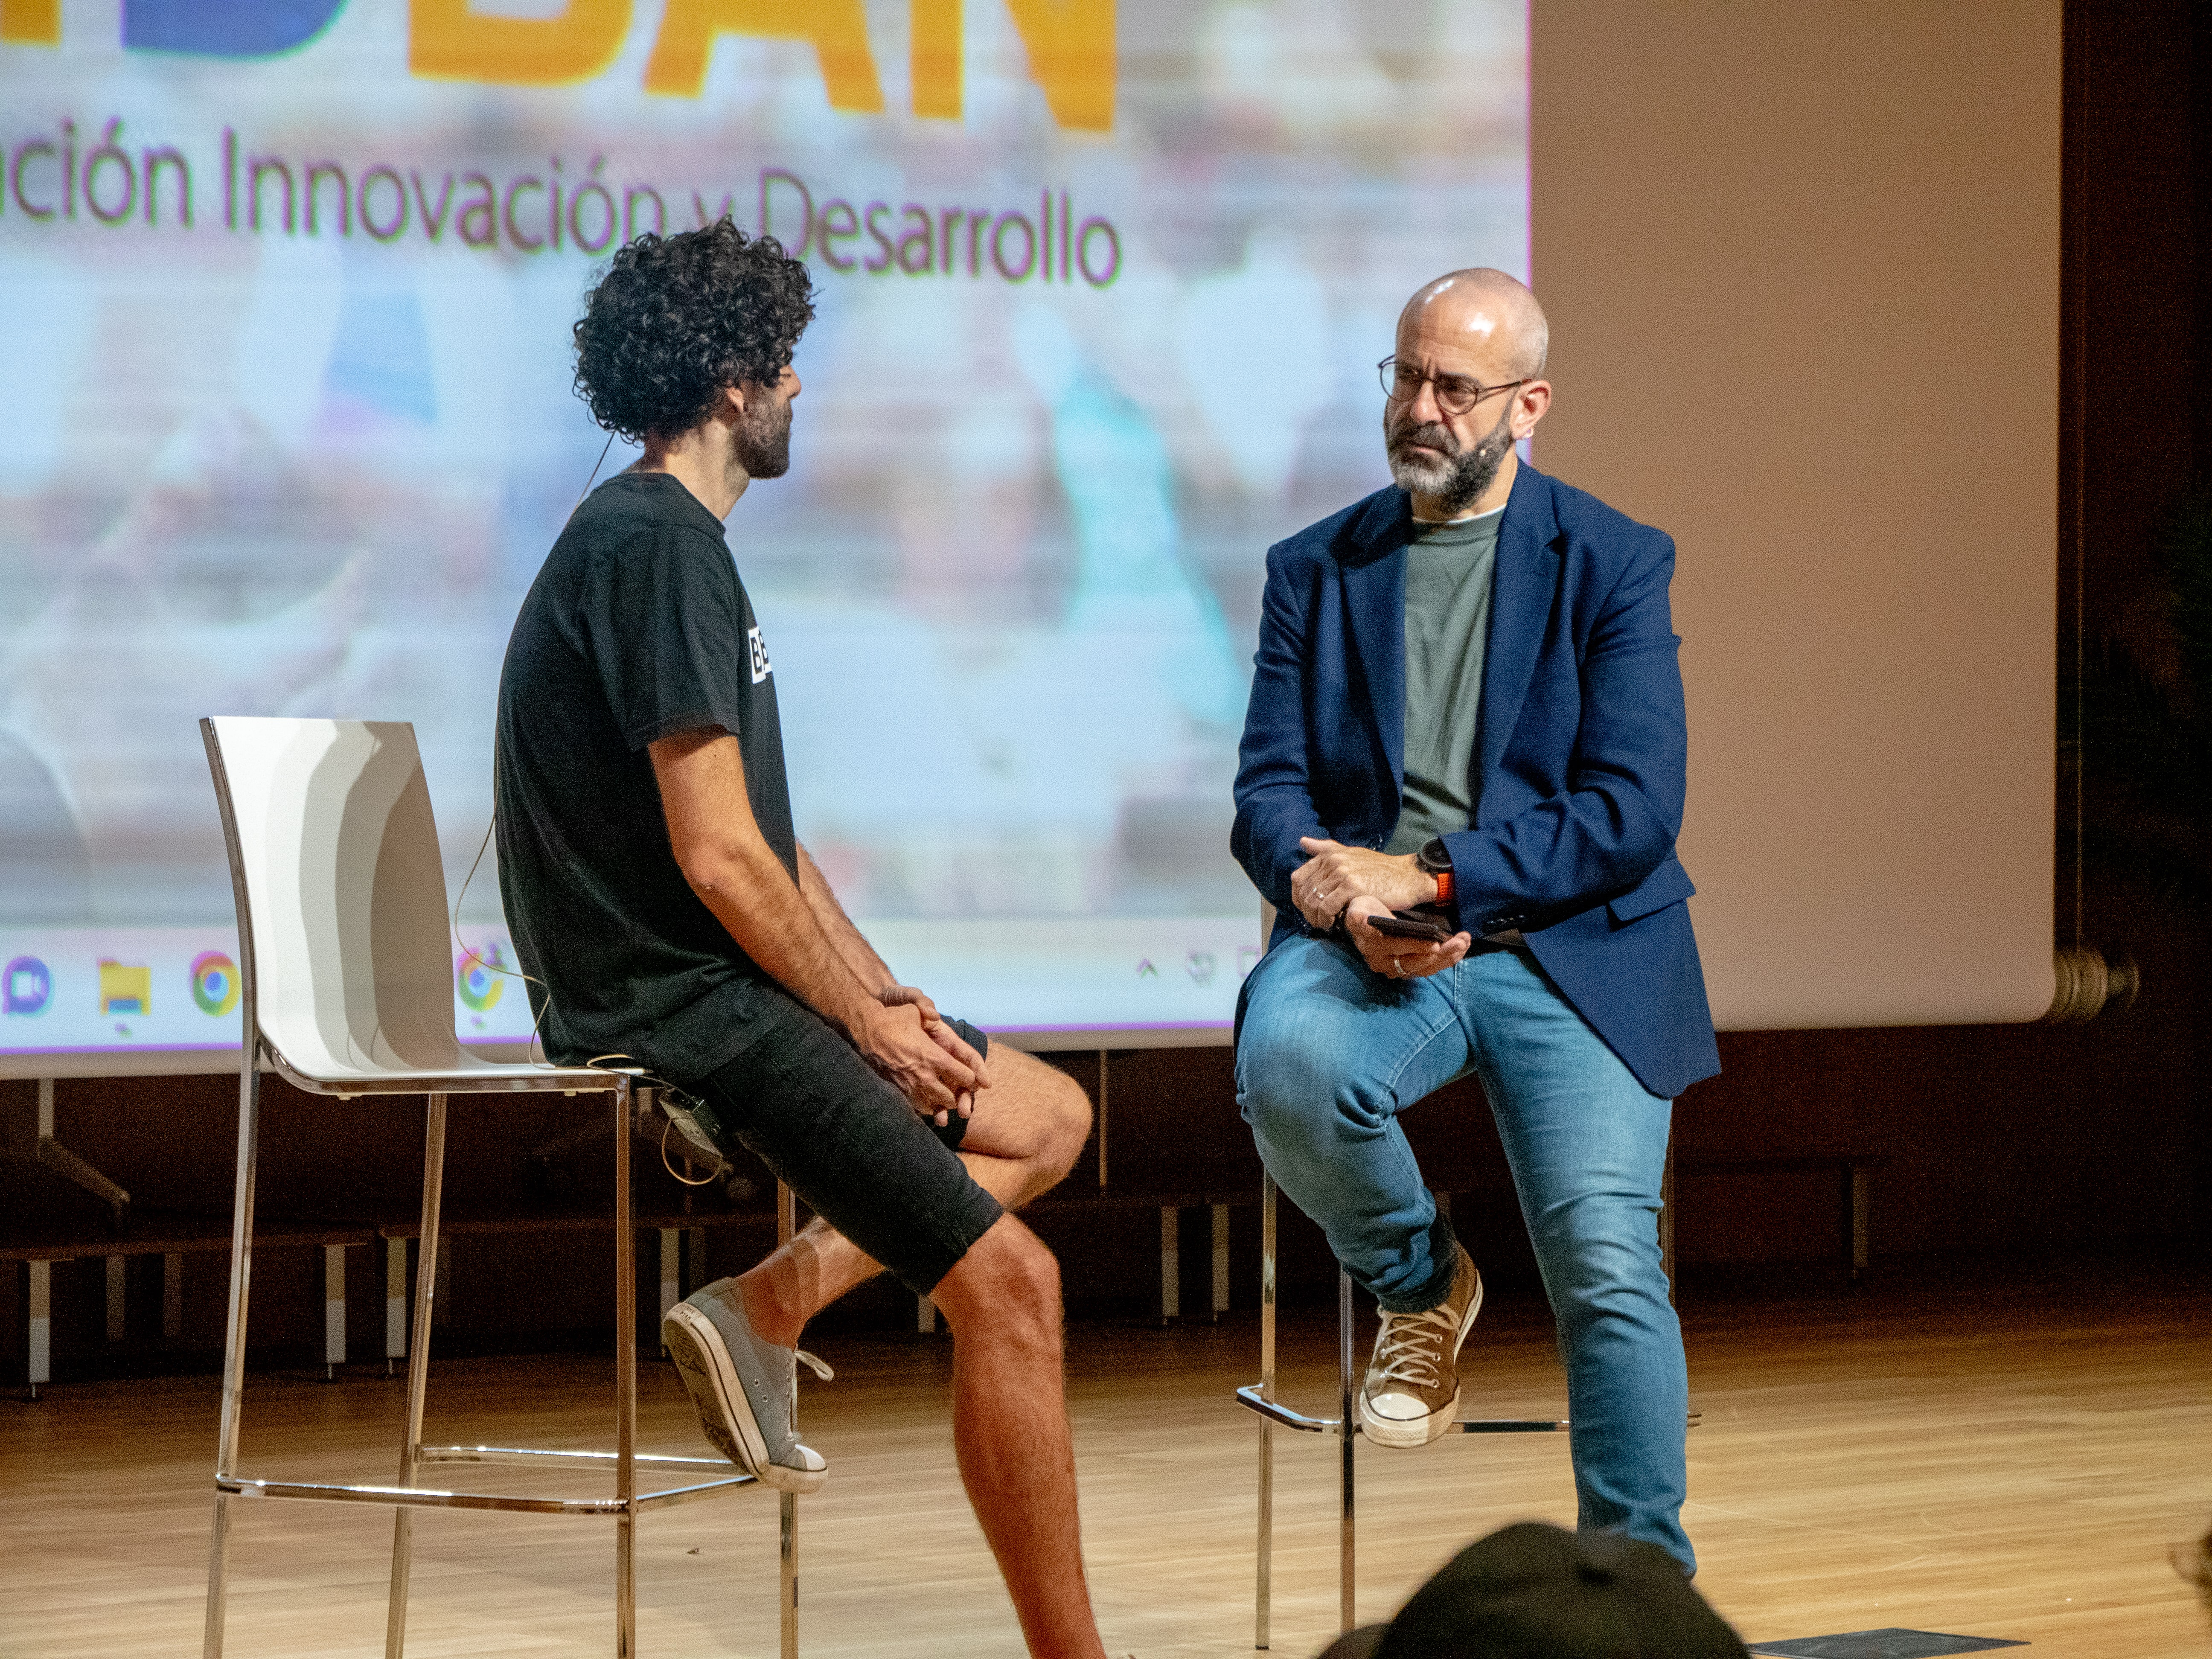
[773,1349,834,1420]
[1370,1304,1459,1389]
[776,1349,834,1417]
[767,1350,835,1461]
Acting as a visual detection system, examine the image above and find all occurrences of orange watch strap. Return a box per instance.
[1434,868,1453,903]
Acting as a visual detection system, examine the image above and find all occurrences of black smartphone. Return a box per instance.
[1366,908,1455,943]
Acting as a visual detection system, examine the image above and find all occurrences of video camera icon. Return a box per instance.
[3,955,52,1016]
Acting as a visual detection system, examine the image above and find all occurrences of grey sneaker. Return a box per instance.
[1357,1243,1483,1448]
[661,1278,828,1493]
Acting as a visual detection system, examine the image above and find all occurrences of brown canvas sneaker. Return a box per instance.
[1357,1243,1483,1447]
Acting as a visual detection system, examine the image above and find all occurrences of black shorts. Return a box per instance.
[674,989,1004,1299]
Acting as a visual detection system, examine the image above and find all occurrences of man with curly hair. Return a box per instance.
[494,221,1109,1659]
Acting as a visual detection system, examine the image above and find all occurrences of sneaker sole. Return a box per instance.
[661,1303,827,1495]
[1359,1269,1484,1449]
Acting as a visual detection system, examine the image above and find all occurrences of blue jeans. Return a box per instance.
[1236,932,1693,1570]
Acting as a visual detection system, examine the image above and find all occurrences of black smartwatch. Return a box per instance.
[1415,838,1452,878]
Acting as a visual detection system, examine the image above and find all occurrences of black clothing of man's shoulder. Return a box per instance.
[494,470,796,1080]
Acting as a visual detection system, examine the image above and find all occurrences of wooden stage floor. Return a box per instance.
[5,1260,2208,1658]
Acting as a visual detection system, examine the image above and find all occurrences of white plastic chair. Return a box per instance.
[198,716,789,1659]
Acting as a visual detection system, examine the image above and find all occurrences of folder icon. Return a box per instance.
[99,959,151,1016]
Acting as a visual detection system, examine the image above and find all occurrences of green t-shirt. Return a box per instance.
[1385,505,1505,855]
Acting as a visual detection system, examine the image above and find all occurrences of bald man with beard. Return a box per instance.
[1231,270,1718,1570]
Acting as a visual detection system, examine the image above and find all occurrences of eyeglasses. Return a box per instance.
[1378,356,1527,418]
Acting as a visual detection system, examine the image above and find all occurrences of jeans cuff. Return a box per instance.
[1377,1206,1460,1314]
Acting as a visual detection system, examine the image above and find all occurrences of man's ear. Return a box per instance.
[718,382,748,421]
[1512,379,1552,439]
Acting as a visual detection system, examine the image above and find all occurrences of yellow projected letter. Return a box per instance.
[410,0,632,87]
[0,0,60,46]
[911,0,960,119]
[644,0,884,112]
[1004,0,1113,131]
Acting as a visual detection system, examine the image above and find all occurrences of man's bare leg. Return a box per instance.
[724,1049,1105,1659]
[931,1213,1108,1659]
[736,1046,1089,1342]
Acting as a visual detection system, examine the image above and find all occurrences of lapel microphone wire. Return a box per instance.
[576,432,616,511]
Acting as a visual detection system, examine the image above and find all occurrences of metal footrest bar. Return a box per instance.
[418,1444,734,1470]
[1234,1386,1566,1435]
[1238,1386,1336,1435]
[219,1469,759,1513]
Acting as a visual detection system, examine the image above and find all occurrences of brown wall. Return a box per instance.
[2064,0,2212,674]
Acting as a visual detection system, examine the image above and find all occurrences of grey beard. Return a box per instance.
[1387,409,1514,515]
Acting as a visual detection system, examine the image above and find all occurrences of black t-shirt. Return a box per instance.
[494,471,797,1080]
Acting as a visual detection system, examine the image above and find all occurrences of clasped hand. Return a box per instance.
[860,984,992,1127]
[1290,836,1471,982]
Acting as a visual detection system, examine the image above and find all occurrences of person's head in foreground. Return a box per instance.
[1317,1522,1749,1659]
[2182,1519,2212,1631]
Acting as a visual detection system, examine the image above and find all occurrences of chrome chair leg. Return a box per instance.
[777,1180,798,1659]
[203,1484,237,1659]
[384,1511,416,1659]
[1338,1269,1355,1633]
[385,1092,449,1659]
[203,1053,263,1659]
[780,1496,798,1659]
[616,1080,637,1659]
[1247,1193,1368,1640]
[1254,1173,1277,1650]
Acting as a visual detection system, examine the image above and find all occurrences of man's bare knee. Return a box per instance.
[934,1216,1062,1335]
[1039,1069,1091,1182]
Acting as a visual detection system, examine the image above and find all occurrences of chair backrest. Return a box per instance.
[202,717,471,1083]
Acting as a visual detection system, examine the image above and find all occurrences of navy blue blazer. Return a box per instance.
[1231,463,1720,1100]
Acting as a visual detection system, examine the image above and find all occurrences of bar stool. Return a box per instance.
[198,716,793,1659]
[1234,1173,1566,1649]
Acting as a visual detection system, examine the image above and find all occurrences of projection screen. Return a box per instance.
[0,1,1531,1072]
[0,3,2062,1075]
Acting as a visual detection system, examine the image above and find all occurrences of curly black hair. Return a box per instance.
[572,219,816,444]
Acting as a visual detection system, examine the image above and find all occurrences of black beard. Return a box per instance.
[1387,405,1514,515]
[735,395,792,479]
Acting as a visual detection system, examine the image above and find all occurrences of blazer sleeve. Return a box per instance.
[1231,541,1332,911]
[1441,527,1688,933]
